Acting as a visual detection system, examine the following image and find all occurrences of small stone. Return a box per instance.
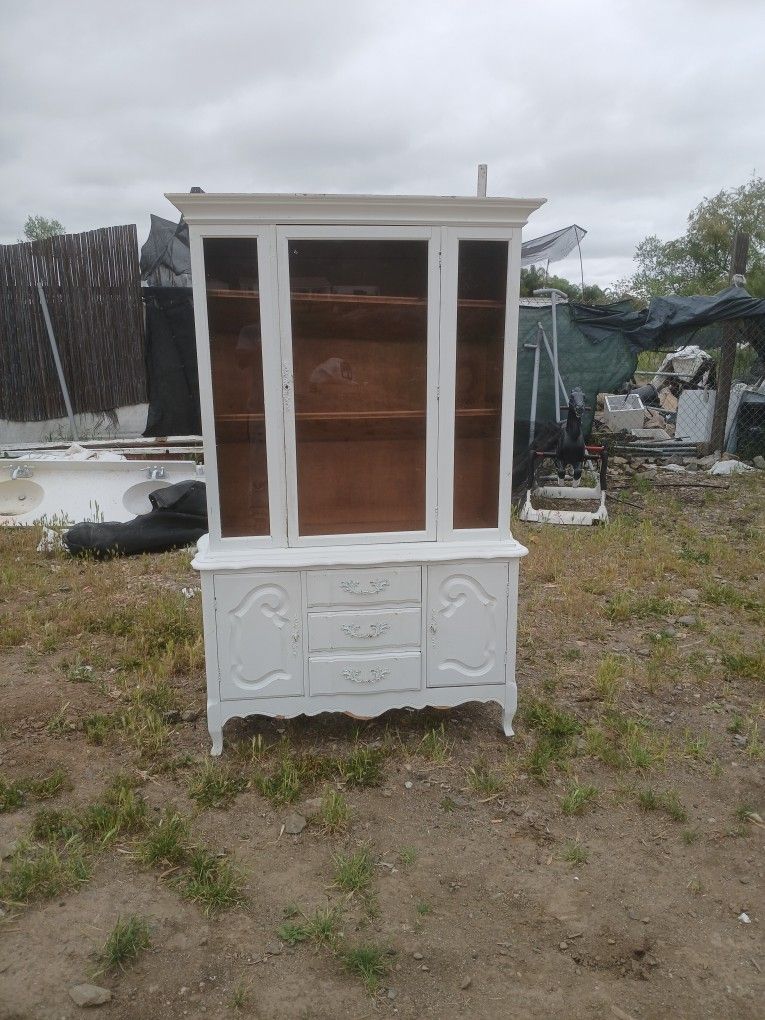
[148,985,160,995]
[738,912,751,924]
[404,781,413,789]
[607,938,616,945]
[68,984,112,1007]
[412,951,424,960]
[753,455,765,470]
[265,943,283,956]
[283,813,306,835]
[387,988,397,1000]
[733,735,748,748]
[0,841,17,861]
[677,615,697,627]
[559,941,568,950]
[460,976,472,990]
[179,987,189,995]
[642,918,650,924]
[180,710,200,723]
[162,710,181,724]
[681,588,700,601]
[420,965,430,972]
[302,798,323,818]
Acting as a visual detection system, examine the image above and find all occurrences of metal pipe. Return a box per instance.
[527,327,541,446]
[37,282,78,441]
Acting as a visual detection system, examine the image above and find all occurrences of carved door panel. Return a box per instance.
[426,562,508,687]
[215,572,304,700]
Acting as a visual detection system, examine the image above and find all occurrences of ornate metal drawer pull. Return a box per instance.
[340,578,390,596]
[342,667,391,685]
[340,622,391,640]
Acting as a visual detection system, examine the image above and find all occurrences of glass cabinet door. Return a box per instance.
[283,237,431,537]
[452,240,509,530]
[202,237,270,538]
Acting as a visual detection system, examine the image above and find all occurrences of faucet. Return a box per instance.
[11,465,32,480]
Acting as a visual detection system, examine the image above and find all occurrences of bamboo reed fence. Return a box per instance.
[0,225,146,422]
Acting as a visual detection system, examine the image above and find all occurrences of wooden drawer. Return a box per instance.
[308,608,420,653]
[308,652,421,696]
[306,567,421,607]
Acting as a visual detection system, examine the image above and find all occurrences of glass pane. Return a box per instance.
[203,237,269,537]
[289,239,428,535]
[453,240,508,529]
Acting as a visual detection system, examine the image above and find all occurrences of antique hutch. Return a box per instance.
[167,192,544,754]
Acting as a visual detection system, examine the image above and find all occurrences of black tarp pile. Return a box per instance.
[64,480,207,558]
[570,286,765,357]
[140,215,201,437]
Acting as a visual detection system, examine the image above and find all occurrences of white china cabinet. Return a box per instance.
[166,192,544,754]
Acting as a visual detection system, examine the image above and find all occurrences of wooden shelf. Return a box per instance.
[207,290,504,310]
[215,407,498,424]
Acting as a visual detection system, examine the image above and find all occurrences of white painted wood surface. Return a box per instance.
[167,192,544,753]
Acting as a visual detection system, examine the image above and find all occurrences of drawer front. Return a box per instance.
[308,608,421,653]
[308,652,421,696]
[306,567,421,607]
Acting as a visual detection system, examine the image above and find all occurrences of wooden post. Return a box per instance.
[708,232,749,454]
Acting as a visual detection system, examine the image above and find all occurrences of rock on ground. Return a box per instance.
[68,984,112,1007]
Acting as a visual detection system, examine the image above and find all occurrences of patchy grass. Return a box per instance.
[134,811,190,867]
[721,652,765,682]
[189,760,247,810]
[30,807,80,843]
[398,846,417,865]
[561,782,598,815]
[96,915,152,974]
[318,789,351,834]
[595,654,624,703]
[637,787,688,823]
[278,904,341,947]
[81,775,148,846]
[0,839,90,907]
[83,713,114,746]
[521,697,581,783]
[341,942,390,991]
[336,745,385,788]
[561,839,589,865]
[174,849,245,914]
[416,724,451,764]
[333,846,374,894]
[467,756,505,796]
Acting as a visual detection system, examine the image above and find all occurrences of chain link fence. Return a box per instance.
[594,319,765,465]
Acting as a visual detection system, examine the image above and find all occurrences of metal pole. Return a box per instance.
[525,327,542,446]
[539,327,569,408]
[37,281,79,440]
[550,290,561,422]
[709,232,749,454]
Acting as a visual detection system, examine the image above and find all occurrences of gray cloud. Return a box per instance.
[1,0,762,288]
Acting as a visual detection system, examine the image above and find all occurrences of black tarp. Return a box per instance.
[140,214,200,436]
[142,287,200,436]
[570,286,765,353]
[64,480,207,558]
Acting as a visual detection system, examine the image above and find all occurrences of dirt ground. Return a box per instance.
[1,471,763,1020]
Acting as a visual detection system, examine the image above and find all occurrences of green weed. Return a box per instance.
[341,942,390,992]
[561,783,598,815]
[96,915,152,973]
[175,849,245,914]
[333,846,374,894]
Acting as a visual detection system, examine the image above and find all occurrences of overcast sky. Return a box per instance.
[1,0,762,289]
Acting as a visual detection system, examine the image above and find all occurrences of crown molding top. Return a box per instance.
[165,192,546,228]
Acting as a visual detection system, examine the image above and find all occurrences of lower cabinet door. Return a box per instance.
[426,562,508,687]
[214,572,304,700]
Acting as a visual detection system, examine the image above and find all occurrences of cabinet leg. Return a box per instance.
[209,726,223,757]
[502,706,515,738]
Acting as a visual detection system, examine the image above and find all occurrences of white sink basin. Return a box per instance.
[0,478,45,516]
[122,479,170,516]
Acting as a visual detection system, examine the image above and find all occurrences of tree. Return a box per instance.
[520,265,608,305]
[622,176,765,302]
[22,215,65,241]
